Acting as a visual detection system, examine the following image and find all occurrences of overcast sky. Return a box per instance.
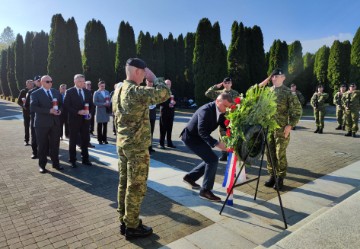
[0,0,359,54]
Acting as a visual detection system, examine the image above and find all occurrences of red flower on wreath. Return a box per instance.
[224,119,230,127]
[234,97,241,104]
[226,128,231,137]
[230,105,236,111]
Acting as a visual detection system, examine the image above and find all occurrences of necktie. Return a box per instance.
[78,89,84,102]
[47,90,52,102]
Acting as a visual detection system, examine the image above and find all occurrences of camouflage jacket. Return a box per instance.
[310,92,328,110]
[342,90,360,111]
[291,90,305,106]
[271,85,302,128]
[333,92,345,110]
[113,78,170,149]
[205,85,239,100]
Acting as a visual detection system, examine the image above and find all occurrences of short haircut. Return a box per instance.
[217,92,233,103]
[26,79,33,85]
[98,80,105,86]
[59,84,67,88]
[74,74,85,80]
[85,81,91,85]
[290,83,296,87]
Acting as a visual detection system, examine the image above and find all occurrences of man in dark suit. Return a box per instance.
[30,75,63,173]
[59,84,69,140]
[159,79,176,149]
[17,79,34,146]
[25,75,42,159]
[181,93,232,202]
[64,74,94,168]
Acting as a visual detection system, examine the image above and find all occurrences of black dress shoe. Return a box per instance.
[125,221,153,239]
[70,162,77,168]
[82,161,93,166]
[199,190,221,202]
[167,144,176,148]
[88,143,95,148]
[31,154,38,159]
[264,175,276,187]
[53,164,64,170]
[39,167,47,174]
[159,145,166,149]
[104,141,109,144]
[149,147,156,153]
[219,152,228,161]
[24,142,30,146]
[99,141,103,145]
[183,175,200,189]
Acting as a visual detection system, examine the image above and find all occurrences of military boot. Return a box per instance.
[345,132,352,137]
[314,127,319,133]
[352,132,356,138]
[335,125,342,130]
[264,175,276,188]
[342,126,346,130]
[318,128,323,134]
[125,220,153,239]
[219,151,228,161]
[273,177,284,190]
[120,222,126,235]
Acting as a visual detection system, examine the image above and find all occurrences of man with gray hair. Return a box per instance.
[64,74,94,168]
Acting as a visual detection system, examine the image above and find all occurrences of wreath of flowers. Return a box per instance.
[222,85,279,156]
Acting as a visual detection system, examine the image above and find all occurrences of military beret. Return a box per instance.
[290,83,296,87]
[317,84,324,88]
[340,84,347,88]
[34,75,41,81]
[349,83,357,87]
[126,58,147,69]
[223,77,232,82]
[271,68,284,76]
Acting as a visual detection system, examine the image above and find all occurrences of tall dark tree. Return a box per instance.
[32,31,49,76]
[164,33,176,81]
[328,40,344,91]
[14,34,24,91]
[314,45,330,88]
[212,22,227,83]
[83,19,113,88]
[66,17,83,81]
[152,33,165,76]
[115,21,136,82]
[287,40,303,84]
[184,32,195,97]
[108,40,117,84]
[302,52,316,102]
[0,50,11,96]
[350,26,360,82]
[268,39,288,76]
[341,40,351,84]
[247,25,266,84]
[7,44,18,97]
[23,31,34,79]
[137,31,153,69]
[174,34,186,97]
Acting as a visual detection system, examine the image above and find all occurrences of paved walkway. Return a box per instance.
[0,98,359,248]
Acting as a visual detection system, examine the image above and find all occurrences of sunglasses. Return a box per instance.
[45,80,53,84]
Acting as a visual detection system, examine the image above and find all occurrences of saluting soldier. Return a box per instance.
[205,77,239,161]
[310,85,328,134]
[343,83,360,137]
[333,84,347,130]
[258,68,302,190]
[113,58,170,239]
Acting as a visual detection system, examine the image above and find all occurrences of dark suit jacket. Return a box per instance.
[64,87,94,124]
[30,88,62,128]
[181,101,225,148]
[17,88,30,116]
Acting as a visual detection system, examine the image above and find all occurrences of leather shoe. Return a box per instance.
[39,167,47,174]
[159,145,166,149]
[70,162,77,168]
[183,175,200,189]
[82,161,93,166]
[167,144,176,148]
[219,152,228,161]
[125,221,153,239]
[31,154,38,159]
[88,143,95,148]
[264,175,276,187]
[53,164,64,170]
[104,141,109,144]
[24,142,30,146]
[149,147,156,153]
[99,141,103,145]
[199,190,221,202]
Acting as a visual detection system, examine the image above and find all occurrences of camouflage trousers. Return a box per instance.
[314,108,326,128]
[344,109,359,133]
[266,128,290,178]
[117,146,150,228]
[336,107,344,126]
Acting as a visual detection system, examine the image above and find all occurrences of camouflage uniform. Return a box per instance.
[113,78,170,229]
[342,90,360,134]
[292,90,305,107]
[333,91,345,128]
[310,92,328,129]
[205,85,239,137]
[267,85,302,178]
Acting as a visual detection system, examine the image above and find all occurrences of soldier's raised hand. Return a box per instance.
[145,68,156,82]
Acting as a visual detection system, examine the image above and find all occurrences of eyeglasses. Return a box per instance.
[45,81,53,84]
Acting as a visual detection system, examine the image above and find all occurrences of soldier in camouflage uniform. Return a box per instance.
[290,83,305,130]
[333,84,347,130]
[310,85,328,134]
[258,68,302,190]
[112,58,170,239]
[343,83,360,137]
[205,77,239,161]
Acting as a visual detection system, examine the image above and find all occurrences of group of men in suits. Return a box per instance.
[21,74,94,173]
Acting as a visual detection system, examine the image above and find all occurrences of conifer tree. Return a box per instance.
[184,32,195,97]
[268,40,288,75]
[32,31,49,76]
[14,34,24,90]
[152,33,165,76]
[66,17,82,82]
[313,45,330,88]
[302,52,316,101]
[108,40,116,84]
[341,40,351,84]
[287,40,303,84]
[7,44,18,97]
[137,31,153,69]
[350,26,360,82]
[164,33,176,81]
[0,50,11,96]
[247,25,266,84]
[23,31,34,79]
[174,34,185,97]
[327,40,343,91]
[115,21,136,82]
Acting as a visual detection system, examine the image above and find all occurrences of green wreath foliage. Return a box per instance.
[222,85,279,152]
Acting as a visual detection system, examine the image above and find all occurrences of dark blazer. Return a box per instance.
[17,88,30,116]
[181,101,225,148]
[64,87,94,124]
[30,88,62,127]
